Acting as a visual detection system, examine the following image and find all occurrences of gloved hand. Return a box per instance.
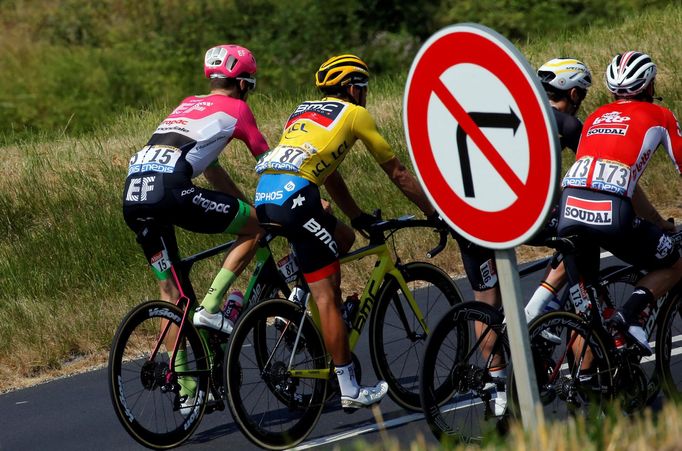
[351,212,379,232]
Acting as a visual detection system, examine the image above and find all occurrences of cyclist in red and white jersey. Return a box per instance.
[558,51,682,353]
[123,44,269,335]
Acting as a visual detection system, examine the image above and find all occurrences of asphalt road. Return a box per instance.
[1,255,680,451]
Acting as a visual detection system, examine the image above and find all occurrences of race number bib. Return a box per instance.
[255,145,313,174]
[150,249,172,274]
[128,145,182,176]
[563,157,630,196]
[562,156,593,188]
[590,159,630,196]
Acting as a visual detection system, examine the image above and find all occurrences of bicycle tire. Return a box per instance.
[655,284,682,402]
[419,301,507,444]
[370,261,463,411]
[225,298,328,450]
[108,300,209,449]
[508,311,613,422]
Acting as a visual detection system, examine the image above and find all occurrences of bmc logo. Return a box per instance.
[126,176,156,201]
[303,218,338,255]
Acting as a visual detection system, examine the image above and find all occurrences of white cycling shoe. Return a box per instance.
[178,391,215,416]
[193,307,234,335]
[341,381,389,409]
[483,382,507,416]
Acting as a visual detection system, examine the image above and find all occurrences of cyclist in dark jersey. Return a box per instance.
[123,44,269,333]
[451,58,592,416]
[558,51,682,354]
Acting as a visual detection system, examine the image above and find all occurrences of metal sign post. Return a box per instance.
[495,249,540,429]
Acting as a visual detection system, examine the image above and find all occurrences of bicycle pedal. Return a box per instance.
[342,407,360,414]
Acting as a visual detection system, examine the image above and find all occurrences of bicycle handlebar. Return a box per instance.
[366,214,450,258]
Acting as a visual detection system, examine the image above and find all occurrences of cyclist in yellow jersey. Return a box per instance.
[254,54,441,409]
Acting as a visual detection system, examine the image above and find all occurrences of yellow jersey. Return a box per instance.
[255,97,395,185]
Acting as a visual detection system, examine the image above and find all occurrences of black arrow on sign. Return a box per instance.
[455,107,521,198]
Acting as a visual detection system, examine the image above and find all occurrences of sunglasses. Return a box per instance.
[236,76,257,91]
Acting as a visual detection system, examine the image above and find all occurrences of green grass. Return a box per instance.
[0,5,681,386]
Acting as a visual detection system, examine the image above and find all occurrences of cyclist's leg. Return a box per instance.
[525,206,567,321]
[122,211,195,398]
[452,232,507,409]
[173,186,262,317]
[256,177,386,408]
[606,217,681,346]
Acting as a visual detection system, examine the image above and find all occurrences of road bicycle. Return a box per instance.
[418,247,643,443]
[108,236,291,449]
[224,214,463,449]
[508,229,682,421]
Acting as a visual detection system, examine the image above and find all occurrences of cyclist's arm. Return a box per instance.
[631,185,675,232]
[351,107,434,216]
[323,170,362,219]
[234,101,270,159]
[203,165,248,203]
[380,157,435,216]
[662,108,682,175]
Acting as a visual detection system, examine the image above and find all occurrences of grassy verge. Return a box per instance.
[0,5,681,390]
[350,402,682,450]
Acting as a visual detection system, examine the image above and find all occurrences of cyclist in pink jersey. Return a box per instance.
[123,44,269,337]
[558,51,682,353]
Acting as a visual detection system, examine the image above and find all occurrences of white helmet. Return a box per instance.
[537,58,592,91]
[605,51,656,97]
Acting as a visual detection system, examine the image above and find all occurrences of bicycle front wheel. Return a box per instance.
[108,300,209,449]
[225,298,328,450]
[419,301,507,444]
[656,285,682,401]
[370,261,463,411]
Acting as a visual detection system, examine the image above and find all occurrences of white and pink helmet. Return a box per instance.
[204,45,257,87]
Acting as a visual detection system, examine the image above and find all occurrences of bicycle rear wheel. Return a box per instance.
[419,301,507,444]
[370,261,463,411]
[108,300,209,449]
[225,298,328,450]
[655,285,682,401]
[509,311,613,422]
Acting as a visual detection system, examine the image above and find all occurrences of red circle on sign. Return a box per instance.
[404,25,557,248]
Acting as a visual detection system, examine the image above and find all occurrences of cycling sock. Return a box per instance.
[334,362,360,397]
[200,268,237,314]
[621,286,654,323]
[171,350,197,397]
[525,281,559,322]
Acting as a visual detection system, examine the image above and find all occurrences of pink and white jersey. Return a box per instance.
[128,94,269,179]
[562,99,682,197]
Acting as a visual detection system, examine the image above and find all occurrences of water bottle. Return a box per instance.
[342,293,360,329]
[222,290,244,325]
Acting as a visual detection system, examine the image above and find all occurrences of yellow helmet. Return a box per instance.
[315,54,369,89]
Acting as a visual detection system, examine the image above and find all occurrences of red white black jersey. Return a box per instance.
[562,99,682,197]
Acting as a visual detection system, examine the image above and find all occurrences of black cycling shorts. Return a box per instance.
[557,187,679,277]
[122,173,247,279]
[255,173,339,282]
[451,233,499,292]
